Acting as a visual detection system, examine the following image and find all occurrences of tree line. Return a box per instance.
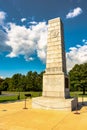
[69,63,87,95]
[0,71,44,92]
[0,63,87,94]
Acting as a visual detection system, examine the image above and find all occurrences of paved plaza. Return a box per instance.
[0,98,87,130]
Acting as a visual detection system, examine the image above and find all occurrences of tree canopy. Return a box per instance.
[0,63,87,94]
[0,71,44,92]
[69,63,87,94]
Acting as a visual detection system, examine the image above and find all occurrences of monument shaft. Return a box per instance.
[32,17,77,111]
[46,18,66,74]
[43,18,69,98]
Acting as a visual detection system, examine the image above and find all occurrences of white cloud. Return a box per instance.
[36,26,47,63]
[24,56,34,61]
[82,39,87,44]
[29,21,37,25]
[0,11,86,72]
[82,39,85,43]
[66,42,87,71]
[5,22,47,62]
[0,30,11,52]
[21,18,26,22]
[66,7,82,19]
[76,44,81,48]
[2,19,87,72]
[0,11,6,25]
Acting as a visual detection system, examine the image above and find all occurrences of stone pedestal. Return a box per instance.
[32,17,77,111]
[43,73,70,98]
[32,97,77,111]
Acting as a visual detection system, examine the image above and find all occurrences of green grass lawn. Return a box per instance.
[0,91,87,103]
[0,91,42,103]
[70,91,87,97]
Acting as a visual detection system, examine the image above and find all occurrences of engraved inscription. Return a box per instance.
[50,30,59,38]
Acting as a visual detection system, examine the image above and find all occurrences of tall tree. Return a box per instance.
[69,63,87,94]
[0,71,44,92]
[26,71,34,91]
[0,78,11,91]
[11,73,23,91]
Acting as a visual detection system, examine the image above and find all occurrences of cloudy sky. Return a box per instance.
[0,0,87,78]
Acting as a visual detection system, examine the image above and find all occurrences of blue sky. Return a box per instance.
[0,0,87,78]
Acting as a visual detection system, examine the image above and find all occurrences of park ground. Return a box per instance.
[0,98,87,130]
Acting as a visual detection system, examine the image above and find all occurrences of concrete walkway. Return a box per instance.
[0,98,87,130]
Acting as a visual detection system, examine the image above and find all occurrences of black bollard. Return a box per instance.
[23,96,28,109]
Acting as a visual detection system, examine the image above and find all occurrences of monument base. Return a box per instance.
[32,97,78,111]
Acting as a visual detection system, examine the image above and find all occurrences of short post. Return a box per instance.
[74,93,80,114]
[23,93,32,109]
[23,96,28,109]
[0,91,2,95]
[17,92,20,100]
[82,94,84,105]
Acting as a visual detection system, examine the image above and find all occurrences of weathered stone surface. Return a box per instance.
[32,97,77,111]
[42,17,68,98]
[32,17,77,111]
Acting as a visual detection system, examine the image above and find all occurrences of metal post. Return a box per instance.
[74,93,80,114]
[82,94,84,105]
[17,91,20,100]
[23,96,28,109]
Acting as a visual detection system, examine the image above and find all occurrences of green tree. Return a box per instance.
[0,78,11,91]
[10,73,23,91]
[26,71,34,91]
[37,71,44,91]
[0,78,4,85]
[0,78,4,91]
[26,71,43,91]
[0,71,44,92]
[18,75,27,91]
[69,63,87,94]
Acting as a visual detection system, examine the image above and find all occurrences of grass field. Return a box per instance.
[70,91,87,97]
[0,91,87,103]
[0,91,42,103]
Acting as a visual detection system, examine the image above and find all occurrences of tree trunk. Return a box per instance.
[83,87,85,95]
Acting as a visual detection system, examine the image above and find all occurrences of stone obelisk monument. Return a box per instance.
[43,17,69,98]
[32,17,77,111]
